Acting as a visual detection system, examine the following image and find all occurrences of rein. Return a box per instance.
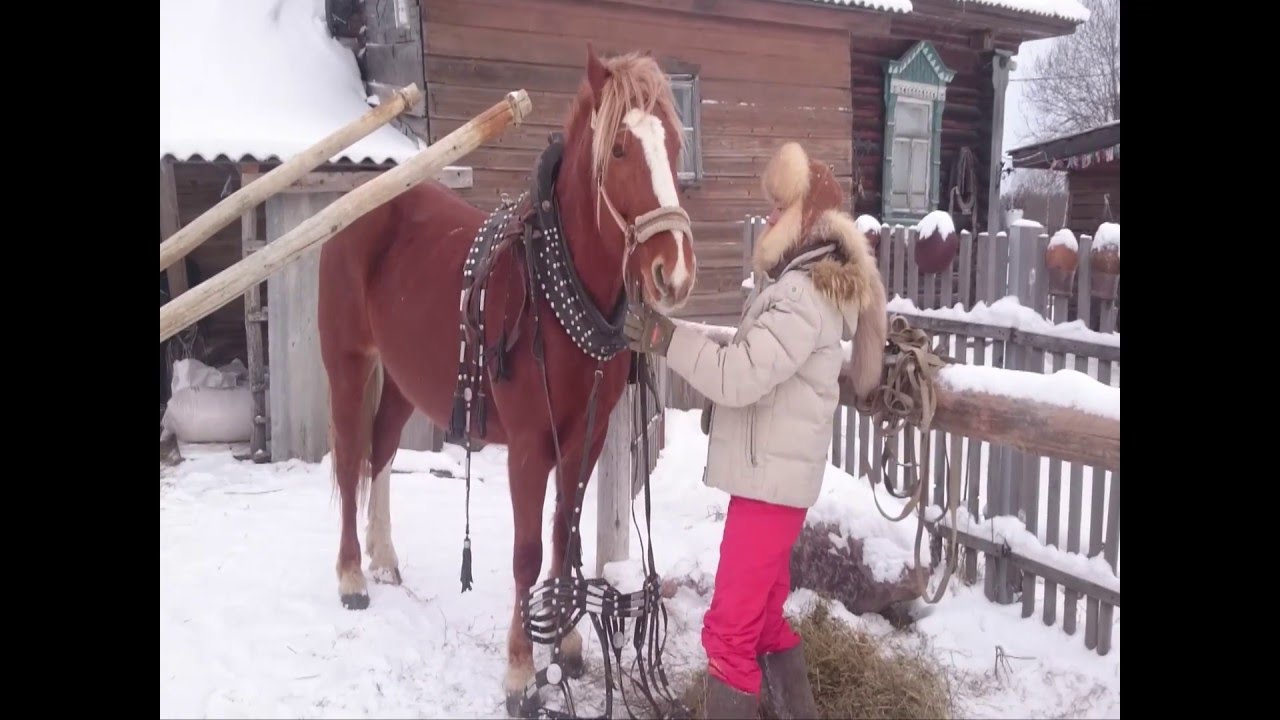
[450,134,688,719]
[855,316,962,604]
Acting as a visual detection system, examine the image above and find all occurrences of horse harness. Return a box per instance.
[448,134,690,719]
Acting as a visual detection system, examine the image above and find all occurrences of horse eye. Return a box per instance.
[612,143,625,159]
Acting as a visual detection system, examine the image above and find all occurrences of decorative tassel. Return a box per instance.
[460,537,474,592]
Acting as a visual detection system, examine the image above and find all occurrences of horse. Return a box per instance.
[315,44,697,714]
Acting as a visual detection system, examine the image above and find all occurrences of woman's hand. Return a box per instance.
[624,303,675,357]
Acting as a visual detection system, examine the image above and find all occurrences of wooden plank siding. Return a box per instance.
[419,0,1006,321]
[1067,161,1120,237]
[421,0,852,322]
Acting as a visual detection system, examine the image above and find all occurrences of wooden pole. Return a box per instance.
[838,369,1119,472]
[596,388,634,576]
[160,89,532,343]
[159,159,188,296]
[158,83,424,274]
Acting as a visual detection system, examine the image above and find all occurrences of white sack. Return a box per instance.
[161,386,254,444]
[162,357,255,443]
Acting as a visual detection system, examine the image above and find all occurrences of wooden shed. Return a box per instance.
[335,0,1090,324]
[159,0,468,462]
[1007,119,1120,237]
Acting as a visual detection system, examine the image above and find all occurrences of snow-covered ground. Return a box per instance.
[160,411,1119,718]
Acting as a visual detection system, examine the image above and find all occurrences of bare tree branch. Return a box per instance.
[1023,0,1120,140]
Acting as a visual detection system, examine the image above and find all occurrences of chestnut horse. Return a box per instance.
[315,46,697,711]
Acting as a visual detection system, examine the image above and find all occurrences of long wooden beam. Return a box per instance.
[159,83,424,273]
[238,166,473,195]
[672,318,1119,470]
[159,89,532,343]
[838,369,1119,472]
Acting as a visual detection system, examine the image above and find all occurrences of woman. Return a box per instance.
[625,142,887,719]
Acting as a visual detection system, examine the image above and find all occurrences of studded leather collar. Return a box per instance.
[524,136,629,362]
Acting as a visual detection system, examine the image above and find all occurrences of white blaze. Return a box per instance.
[623,108,689,289]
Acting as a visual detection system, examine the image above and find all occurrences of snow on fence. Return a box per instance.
[647,219,1121,656]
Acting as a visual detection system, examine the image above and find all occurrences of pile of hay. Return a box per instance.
[681,601,951,719]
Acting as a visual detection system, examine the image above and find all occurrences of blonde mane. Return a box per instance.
[582,52,687,185]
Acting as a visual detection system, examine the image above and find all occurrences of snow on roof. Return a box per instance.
[160,0,423,165]
[799,0,1089,22]
[1007,120,1119,157]
[952,0,1090,23]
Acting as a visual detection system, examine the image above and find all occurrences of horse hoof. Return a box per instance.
[341,592,370,610]
[505,690,541,718]
[371,566,402,585]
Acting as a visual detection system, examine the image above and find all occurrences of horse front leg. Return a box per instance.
[504,440,555,717]
[547,428,609,681]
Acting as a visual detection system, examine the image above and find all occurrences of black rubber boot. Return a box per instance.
[760,642,819,719]
[702,673,760,719]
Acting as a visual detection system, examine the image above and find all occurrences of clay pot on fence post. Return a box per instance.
[1045,228,1079,297]
[914,210,959,275]
[856,214,882,258]
[1089,222,1120,301]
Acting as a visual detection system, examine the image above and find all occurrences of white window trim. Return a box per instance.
[889,97,933,215]
[668,74,702,183]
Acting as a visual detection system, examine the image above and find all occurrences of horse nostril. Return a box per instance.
[653,262,666,292]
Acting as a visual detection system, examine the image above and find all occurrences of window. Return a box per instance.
[669,74,702,182]
[881,41,955,224]
[889,99,932,214]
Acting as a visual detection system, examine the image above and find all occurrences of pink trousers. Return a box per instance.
[701,495,808,695]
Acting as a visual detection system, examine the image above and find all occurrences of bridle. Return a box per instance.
[590,112,694,301]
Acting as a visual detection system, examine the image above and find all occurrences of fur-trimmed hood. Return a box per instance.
[752,142,887,399]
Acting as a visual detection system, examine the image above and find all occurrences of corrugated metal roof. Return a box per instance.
[799,0,1090,22]
[803,0,913,12]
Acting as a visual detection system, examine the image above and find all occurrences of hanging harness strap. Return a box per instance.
[856,316,962,604]
[948,146,978,225]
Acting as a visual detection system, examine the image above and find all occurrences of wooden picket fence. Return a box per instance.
[655,218,1121,655]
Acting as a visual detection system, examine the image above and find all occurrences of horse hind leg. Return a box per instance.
[366,373,416,586]
[329,354,384,610]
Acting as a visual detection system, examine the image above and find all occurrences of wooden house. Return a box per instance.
[337,0,1090,324]
[160,0,1092,464]
[1007,119,1120,237]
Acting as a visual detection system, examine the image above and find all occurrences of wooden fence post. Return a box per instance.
[596,388,634,576]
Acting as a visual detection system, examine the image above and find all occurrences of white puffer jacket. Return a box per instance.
[666,209,885,509]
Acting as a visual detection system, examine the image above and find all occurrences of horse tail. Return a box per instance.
[329,356,384,512]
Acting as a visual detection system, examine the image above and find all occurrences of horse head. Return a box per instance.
[569,44,697,315]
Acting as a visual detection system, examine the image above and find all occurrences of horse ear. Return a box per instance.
[586,42,610,110]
